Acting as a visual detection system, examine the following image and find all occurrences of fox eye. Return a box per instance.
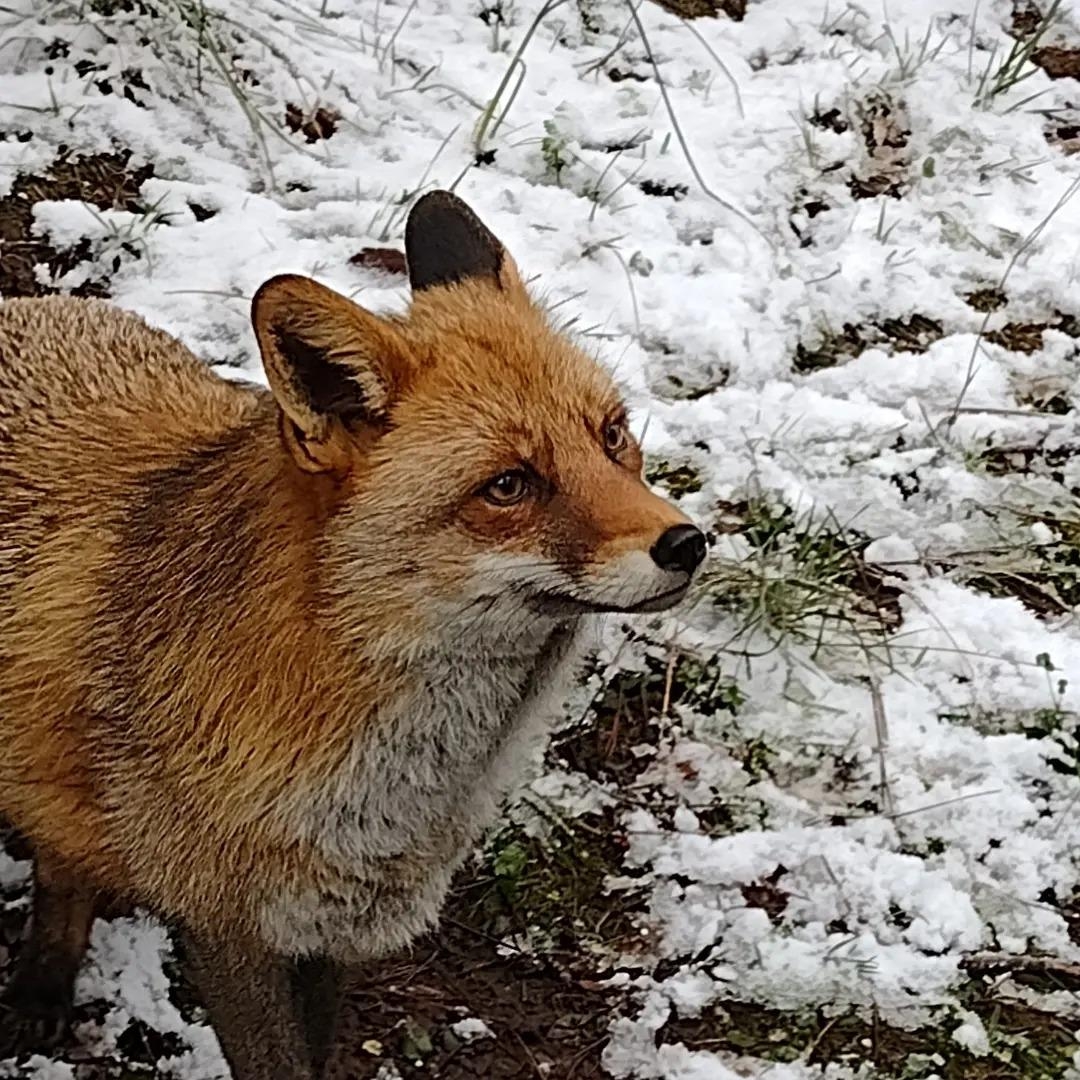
[482,469,530,507]
[602,416,629,458]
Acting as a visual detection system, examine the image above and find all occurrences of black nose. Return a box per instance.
[650,525,707,576]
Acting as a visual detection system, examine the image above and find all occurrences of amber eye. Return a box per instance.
[603,417,629,457]
[482,470,530,507]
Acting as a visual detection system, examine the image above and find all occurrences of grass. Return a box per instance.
[880,17,951,84]
[540,116,571,183]
[363,125,461,242]
[82,191,175,273]
[947,172,1080,426]
[973,0,1065,111]
[471,0,765,245]
[473,0,564,156]
[550,640,745,791]
[490,628,1080,1077]
[699,497,903,659]
[32,0,334,191]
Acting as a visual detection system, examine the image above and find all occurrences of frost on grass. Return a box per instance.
[2,0,1080,1076]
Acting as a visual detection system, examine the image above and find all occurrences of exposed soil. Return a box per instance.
[965,286,1007,312]
[793,314,943,373]
[979,440,1080,487]
[328,899,624,1078]
[1009,0,1080,80]
[987,311,1079,353]
[848,93,911,200]
[794,322,866,372]
[0,150,154,299]
[663,993,1078,1078]
[350,247,408,276]
[1010,0,1044,39]
[1046,116,1080,155]
[647,0,745,18]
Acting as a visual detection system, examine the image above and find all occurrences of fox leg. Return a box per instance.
[0,851,97,1057]
[179,927,314,1080]
[292,955,342,1078]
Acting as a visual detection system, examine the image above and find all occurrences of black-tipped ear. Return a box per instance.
[405,191,505,292]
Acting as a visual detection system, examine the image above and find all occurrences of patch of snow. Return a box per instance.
[451,1017,496,1042]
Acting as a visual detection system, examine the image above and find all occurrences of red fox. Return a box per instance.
[0,191,705,1078]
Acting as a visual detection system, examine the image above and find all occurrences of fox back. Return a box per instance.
[0,192,705,963]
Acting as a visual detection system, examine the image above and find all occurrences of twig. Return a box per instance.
[661,649,678,717]
[948,174,1080,425]
[474,0,566,153]
[962,953,1080,983]
[624,0,769,248]
[869,680,894,816]
[678,16,744,119]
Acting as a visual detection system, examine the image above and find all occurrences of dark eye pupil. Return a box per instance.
[606,422,623,448]
[485,470,527,504]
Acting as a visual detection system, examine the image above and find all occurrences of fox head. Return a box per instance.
[252,191,705,653]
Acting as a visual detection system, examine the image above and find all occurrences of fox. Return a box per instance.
[0,190,706,1078]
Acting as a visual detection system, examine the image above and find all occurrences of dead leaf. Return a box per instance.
[350,247,408,275]
[285,102,341,143]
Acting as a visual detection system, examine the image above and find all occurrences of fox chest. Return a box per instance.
[260,626,581,959]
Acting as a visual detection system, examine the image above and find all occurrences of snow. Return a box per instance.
[1,0,1080,1075]
[450,1017,496,1042]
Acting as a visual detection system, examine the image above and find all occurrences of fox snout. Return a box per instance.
[644,523,709,607]
[651,524,708,577]
[571,513,707,616]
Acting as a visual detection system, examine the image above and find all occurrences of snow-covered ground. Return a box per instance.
[2,0,1080,1076]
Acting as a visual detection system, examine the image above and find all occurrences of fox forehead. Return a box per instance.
[390,304,624,472]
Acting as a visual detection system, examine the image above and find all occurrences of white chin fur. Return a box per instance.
[468,549,687,613]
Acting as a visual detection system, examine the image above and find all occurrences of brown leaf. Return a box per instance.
[740,865,789,923]
[285,102,341,143]
[849,93,911,200]
[350,248,408,276]
[645,0,745,19]
[1032,46,1080,80]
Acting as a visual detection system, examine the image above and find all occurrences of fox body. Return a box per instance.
[0,192,705,1078]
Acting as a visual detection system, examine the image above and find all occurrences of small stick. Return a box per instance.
[870,680,895,816]
[661,649,678,717]
[961,953,1080,982]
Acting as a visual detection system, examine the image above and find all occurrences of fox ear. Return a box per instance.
[405,190,526,296]
[252,274,407,474]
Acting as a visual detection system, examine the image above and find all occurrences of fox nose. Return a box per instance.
[650,524,707,576]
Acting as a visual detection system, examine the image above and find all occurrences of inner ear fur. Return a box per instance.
[252,274,408,472]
